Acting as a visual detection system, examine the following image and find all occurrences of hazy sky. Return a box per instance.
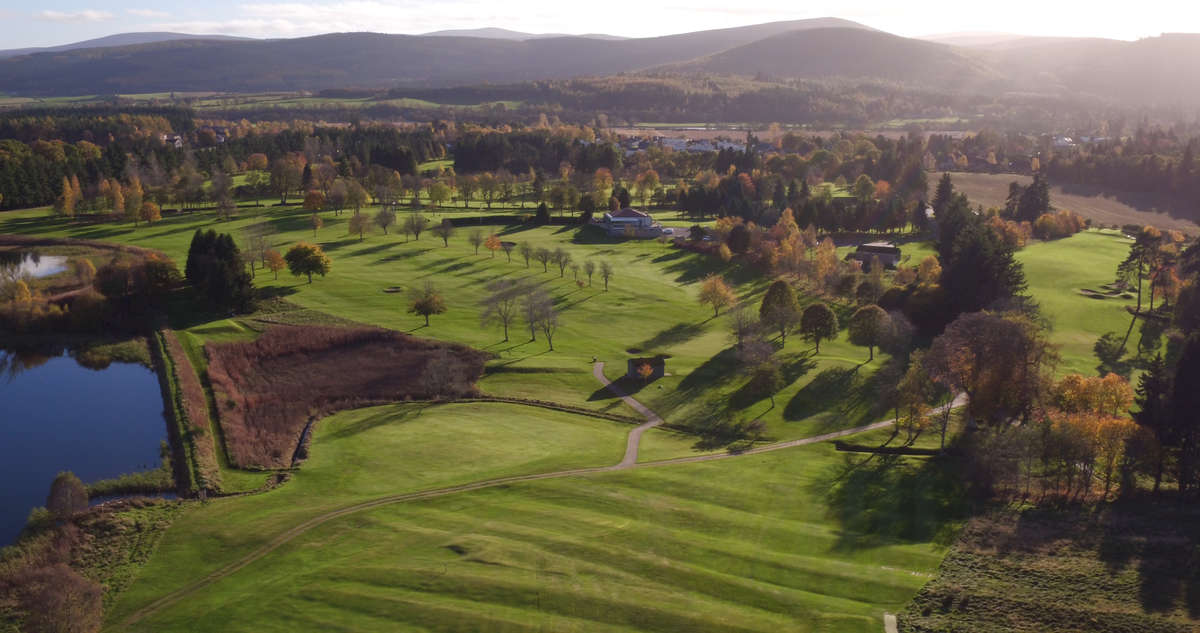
[1,0,1194,49]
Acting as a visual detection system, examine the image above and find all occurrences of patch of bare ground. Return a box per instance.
[901,501,1200,633]
[205,326,488,469]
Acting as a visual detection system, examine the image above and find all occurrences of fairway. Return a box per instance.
[1016,230,1136,375]
[106,402,636,625]
[118,423,954,633]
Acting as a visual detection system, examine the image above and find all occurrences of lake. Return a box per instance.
[0,349,168,545]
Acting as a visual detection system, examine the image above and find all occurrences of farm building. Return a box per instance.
[845,242,902,270]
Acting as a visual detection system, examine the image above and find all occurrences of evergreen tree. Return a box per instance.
[1170,336,1200,494]
[1134,354,1174,491]
[931,172,954,216]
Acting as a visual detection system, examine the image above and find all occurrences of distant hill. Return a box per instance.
[0,18,879,95]
[0,32,252,59]
[664,28,1004,90]
[421,28,625,41]
[918,32,1092,49]
[0,21,1197,106]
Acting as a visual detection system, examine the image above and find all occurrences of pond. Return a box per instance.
[0,348,168,545]
[0,251,68,279]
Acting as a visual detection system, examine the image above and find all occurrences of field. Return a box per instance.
[932,171,1199,233]
[0,196,1143,632]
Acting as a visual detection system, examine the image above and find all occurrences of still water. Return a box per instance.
[0,349,167,545]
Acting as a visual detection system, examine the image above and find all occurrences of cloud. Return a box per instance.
[127,9,170,18]
[34,9,114,22]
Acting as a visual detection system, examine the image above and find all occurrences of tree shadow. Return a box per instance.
[812,452,971,551]
[635,322,706,351]
[350,241,399,257]
[322,403,431,440]
[677,346,741,394]
[783,366,861,422]
[587,374,646,401]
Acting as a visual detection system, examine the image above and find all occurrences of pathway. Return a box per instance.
[593,361,663,467]
[115,383,966,629]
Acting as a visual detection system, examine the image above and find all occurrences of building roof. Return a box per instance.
[610,208,650,219]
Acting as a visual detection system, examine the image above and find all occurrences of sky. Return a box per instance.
[1,0,1196,49]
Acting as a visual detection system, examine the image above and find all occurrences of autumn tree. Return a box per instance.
[432,220,456,247]
[800,302,839,353]
[848,305,890,361]
[634,169,660,206]
[925,311,1057,426]
[285,242,331,283]
[265,249,286,280]
[699,274,737,317]
[347,211,370,241]
[302,190,325,213]
[408,281,447,326]
[138,201,161,225]
[917,255,942,285]
[309,213,323,238]
[759,280,800,344]
[487,235,504,259]
[637,362,655,383]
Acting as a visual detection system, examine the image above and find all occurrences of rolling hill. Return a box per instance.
[0,20,1197,106]
[663,28,1003,89]
[0,32,252,59]
[421,27,625,40]
[0,19,879,95]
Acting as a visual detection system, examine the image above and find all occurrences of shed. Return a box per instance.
[627,356,666,381]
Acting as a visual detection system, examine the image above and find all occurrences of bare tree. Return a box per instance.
[432,220,456,247]
[468,229,485,255]
[599,260,613,290]
[519,242,533,268]
[481,278,523,341]
[552,248,572,277]
[584,260,596,286]
[522,286,553,341]
[727,302,759,348]
[534,247,552,272]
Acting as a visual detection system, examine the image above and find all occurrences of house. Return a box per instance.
[600,208,664,238]
[627,356,666,381]
[844,242,902,270]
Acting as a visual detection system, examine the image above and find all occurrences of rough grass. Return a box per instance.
[205,326,489,469]
[902,502,1200,632]
[159,330,222,489]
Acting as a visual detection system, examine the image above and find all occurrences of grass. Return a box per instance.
[1016,230,1137,375]
[117,422,958,633]
[0,203,899,442]
[105,401,637,625]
